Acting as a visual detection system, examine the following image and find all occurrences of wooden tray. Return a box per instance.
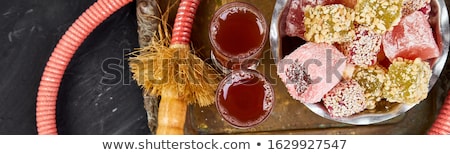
[153,0,450,135]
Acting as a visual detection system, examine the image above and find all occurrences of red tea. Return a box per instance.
[216,70,274,128]
[209,2,267,70]
[212,8,265,56]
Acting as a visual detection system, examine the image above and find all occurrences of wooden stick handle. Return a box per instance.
[156,87,187,135]
[155,0,201,135]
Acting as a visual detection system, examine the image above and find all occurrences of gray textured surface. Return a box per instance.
[0,0,150,134]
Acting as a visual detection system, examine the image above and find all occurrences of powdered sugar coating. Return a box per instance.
[382,11,440,62]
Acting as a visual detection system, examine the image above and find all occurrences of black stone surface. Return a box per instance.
[0,0,150,134]
[1,0,449,135]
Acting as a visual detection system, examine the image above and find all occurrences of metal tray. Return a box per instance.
[174,0,450,134]
[269,0,450,125]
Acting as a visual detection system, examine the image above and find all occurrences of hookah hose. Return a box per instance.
[36,0,449,134]
[428,91,450,134]
[36,0,199,134]
[36,0,133,134]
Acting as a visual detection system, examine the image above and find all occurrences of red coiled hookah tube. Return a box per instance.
[428,91,450,134]
[36,0,200,134]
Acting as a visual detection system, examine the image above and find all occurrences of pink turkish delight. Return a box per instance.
[382,11,440,63]
[277,42,346,104]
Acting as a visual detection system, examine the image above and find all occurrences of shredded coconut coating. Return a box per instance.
[402,0,430,16]
[338,25,382,67]
[382,58,432,105]
[304,4,356,44]
[355,0,403,34]
[323,79,367,117]
[352,65,386,109]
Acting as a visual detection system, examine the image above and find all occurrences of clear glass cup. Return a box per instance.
[209,2,268,73]
[215,69,274,129]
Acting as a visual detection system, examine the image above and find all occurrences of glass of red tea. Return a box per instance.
[215,69,275,128]
[209,2,268,73]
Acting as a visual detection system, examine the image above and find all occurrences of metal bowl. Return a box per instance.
[270,0,450,125]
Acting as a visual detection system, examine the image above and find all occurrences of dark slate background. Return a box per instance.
[0,0,150,134]
[1,0,450,135]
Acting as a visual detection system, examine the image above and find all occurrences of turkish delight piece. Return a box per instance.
[352,65,386,109]
[303,4,356,44]
[323,79,367,117]
[284,0,339,39]
[382,11,440,62]
[383,58,432,105]
[337,25,382,67]
[355,0,403,34]
[277,42,347,104]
